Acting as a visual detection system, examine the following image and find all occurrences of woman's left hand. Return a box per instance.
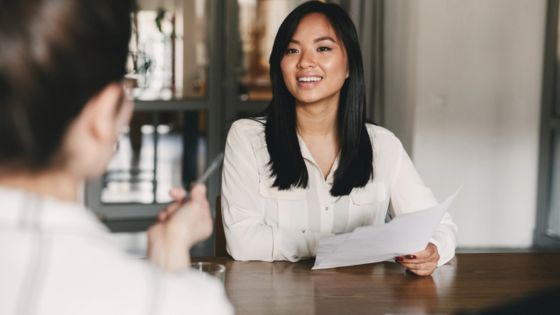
[395,243,440,276]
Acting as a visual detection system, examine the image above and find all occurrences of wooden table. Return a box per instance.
[200,253,560,315]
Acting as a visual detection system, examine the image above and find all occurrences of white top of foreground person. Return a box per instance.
[0,0,232,313]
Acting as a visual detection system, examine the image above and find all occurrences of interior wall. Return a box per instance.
[384,0,547,247]
[384,0,419,151]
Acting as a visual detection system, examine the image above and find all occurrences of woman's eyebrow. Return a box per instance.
[313,36,337,43]
[289,36,337,44]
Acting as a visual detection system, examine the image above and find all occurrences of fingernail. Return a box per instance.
[395,256,403,262]
[406,255,417,259]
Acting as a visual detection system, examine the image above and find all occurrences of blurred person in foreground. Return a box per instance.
[0,0,232,314]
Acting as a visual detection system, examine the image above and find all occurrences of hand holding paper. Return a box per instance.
[312,188,460,270]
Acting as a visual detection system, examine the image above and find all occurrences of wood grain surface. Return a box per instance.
[196,253,560,315]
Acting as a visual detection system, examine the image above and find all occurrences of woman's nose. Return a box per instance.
[297,49,316,69]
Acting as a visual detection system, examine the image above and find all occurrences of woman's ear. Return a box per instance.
[82,82,129,145]
[63,82,130,178]
[64,83,128,179]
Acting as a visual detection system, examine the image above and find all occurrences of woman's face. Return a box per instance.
[280,13,348,107]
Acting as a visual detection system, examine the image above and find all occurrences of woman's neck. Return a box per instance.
[0,168,80,203]
[295,99,338,137]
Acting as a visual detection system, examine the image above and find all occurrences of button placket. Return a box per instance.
[320,188,336,233]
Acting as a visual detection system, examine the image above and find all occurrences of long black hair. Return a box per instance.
[264,0,373,196]
[0,0,131,171]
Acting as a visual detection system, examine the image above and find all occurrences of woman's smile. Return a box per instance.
[296,74,323,88]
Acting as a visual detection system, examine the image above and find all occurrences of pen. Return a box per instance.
[194,152,224,184]
[182,152,224,201]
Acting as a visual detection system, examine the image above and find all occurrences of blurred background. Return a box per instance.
[85,0,560,257]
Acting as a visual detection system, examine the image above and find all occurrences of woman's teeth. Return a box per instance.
[298,76,322,82]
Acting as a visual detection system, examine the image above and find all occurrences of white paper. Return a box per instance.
[312,188,460,270]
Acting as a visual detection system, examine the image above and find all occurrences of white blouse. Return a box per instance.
[0,187,233,315]
[221,119,457,266]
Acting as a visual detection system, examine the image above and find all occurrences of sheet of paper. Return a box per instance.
[312,188,460,270]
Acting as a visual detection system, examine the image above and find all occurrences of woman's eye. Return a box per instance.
[317,46,332,52]
[285,48,298,55]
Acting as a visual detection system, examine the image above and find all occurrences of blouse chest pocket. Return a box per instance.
[259,180,307,231]
[255,147,307,231]
[348,182,389,230]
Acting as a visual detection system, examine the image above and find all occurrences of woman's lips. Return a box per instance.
[296,75,323,88]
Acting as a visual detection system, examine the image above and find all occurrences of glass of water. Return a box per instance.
[191,262,226,283]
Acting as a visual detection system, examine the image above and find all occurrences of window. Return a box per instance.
[102,111,208,205]
[129,0,208,99]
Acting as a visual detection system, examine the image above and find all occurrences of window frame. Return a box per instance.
[535,0,560,247]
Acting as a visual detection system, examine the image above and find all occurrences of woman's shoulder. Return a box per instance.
[365,123,399,141]
[229,118,266,134]
[227,118,267,148]
[365,124,406,166]
[364,123,406,155]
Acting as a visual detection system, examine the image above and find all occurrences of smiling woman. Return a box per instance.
[217,0,457,277]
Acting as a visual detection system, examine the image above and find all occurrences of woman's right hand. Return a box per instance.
[147,184,213,272]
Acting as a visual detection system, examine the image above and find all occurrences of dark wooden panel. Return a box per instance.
[214,196,228,257]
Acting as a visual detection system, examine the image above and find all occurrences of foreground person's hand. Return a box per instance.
[395,243,440,276]
[147,184,212,272]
